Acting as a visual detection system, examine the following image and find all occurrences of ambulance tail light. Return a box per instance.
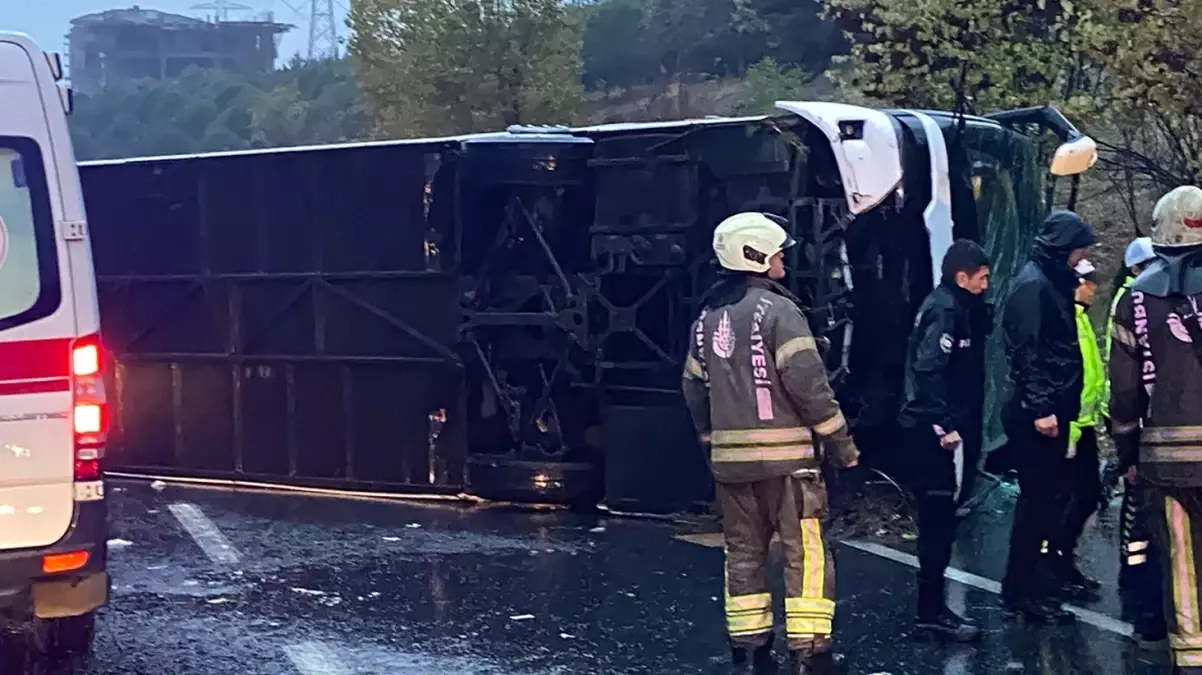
[71,335,106,481]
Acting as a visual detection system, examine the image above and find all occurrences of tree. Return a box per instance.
[348,0,587,138]
[580,0,657,92]
[1080,0,1202,187]
[69,59,370,161]
[824,0,1104,114]
[734,57,814,115]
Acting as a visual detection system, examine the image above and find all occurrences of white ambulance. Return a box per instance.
[0,32,107,655]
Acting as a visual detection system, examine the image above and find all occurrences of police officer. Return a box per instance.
[898,239,991,642]
[682,212,859,675]
[1000,210,1097,623]
[1058,258,1104,599]
[1110,185,1202,672]
[1107,237,1167,647]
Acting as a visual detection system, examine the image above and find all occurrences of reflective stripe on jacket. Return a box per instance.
[1109,280,1202,486]
[1070,303,1104,448]
[682,283,858,483]
[1101,278,1134,420]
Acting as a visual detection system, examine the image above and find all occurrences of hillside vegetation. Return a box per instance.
[68,0,1202,256]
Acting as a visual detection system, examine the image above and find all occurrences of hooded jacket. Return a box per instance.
[1002,211,1097,423]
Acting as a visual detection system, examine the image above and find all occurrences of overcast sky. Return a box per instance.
[8,1,349,69]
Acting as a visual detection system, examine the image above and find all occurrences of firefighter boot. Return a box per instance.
[788,651,848,675]
[730,635,778,675]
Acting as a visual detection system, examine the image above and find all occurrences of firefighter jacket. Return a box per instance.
[1109,248,1202,486]
[1002,211,1096,423]
[897,281,986,436]
[1101,277,1135,421]
[681,278,859,483]
[1069,303,1104,449]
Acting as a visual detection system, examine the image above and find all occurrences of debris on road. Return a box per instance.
[151,480,167,491]
[509,614,535,621]
[108,538,133,548]
[405,523,422,529]
[382,536,401,542]
[290,587,326,596]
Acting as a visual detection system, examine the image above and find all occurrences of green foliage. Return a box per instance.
[69,59,370,162]
[824,0,1100,115]
[348,0,587,138]
[579,0,845,92]
[580,0,658,91]
[734,58,813,115]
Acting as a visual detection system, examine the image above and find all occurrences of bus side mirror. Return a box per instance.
[1050,135,1098,176]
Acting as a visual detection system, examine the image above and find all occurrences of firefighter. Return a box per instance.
[1000,210,1097,623]
[897,238,991,642]
[682,211,859,675]
[1107,237,1168,647]
[1110,185,1202,672]
[1057,258,1104,600]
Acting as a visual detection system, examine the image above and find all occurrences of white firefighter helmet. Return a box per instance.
[712,212,797,274]
[1151,185,1202,248]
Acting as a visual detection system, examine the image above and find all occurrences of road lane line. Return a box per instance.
[843,540,1133,637]
[168,502,240,565]
[285,642,349,675]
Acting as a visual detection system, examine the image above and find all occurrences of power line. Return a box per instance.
[192,0,254,22]
[279,0,340,60]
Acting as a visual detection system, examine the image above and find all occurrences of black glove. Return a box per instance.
[838,463,869,494]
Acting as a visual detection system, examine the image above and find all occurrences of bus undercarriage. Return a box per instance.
[80,102,1096,512]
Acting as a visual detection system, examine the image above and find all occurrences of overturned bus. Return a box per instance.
[79,101,1097,513]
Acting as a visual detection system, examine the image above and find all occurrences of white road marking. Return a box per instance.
[285,642,349,675]
[168,502,240,565]
[843,540,1133,637]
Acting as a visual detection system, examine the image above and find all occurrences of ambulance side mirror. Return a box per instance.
[1050,135,1098,176]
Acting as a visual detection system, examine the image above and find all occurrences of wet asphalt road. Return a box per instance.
[0,479,1177,675]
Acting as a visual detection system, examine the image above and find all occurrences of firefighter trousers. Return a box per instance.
[1118,478,1165,635]
[1146,483,1202,668]
[716,471,835,655]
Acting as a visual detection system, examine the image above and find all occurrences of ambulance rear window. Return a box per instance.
[0,137,61,330]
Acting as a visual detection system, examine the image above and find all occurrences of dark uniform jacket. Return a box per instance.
[681,277,859,483]
[1002,211,1097,423]
[898,281,986,436]
[1109,248,1202,487]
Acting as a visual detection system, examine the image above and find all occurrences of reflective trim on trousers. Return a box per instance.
[1167,495,1201,647]
[1145,427,1202,444]
[711,444,815,464]
[724,591,773,636]
[723,548,773,638]
[1144,444,1202,464]
[1175,647,1202,667]
[788,519,831,639]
